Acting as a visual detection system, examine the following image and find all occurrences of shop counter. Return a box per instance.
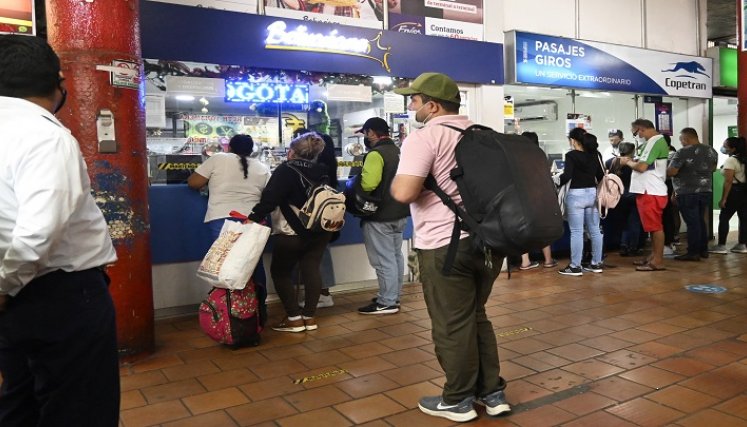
[149,182,414,311]
[149,183,414,265]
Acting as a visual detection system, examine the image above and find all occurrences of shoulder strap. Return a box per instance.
[286,164,315,192]
[440,124,466,133]
[279,164,312,237]
[424,174,489,275]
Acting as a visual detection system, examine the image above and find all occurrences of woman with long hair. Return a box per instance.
[188,134,271,320]
[557,128,605,276]
[188,134,270,264]
[710,136,747,254]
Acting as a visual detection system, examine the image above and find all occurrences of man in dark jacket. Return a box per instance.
[355,118,410,314]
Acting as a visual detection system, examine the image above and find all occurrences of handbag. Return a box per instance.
[196,211,271,290]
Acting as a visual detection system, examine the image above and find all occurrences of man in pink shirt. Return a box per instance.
[391,73,510,423]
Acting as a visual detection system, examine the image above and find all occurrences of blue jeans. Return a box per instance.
[566,188,603,267]
[362,218,407,306]
[207,218,267,287]
[677,192,711,256]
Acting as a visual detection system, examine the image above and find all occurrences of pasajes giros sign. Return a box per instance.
[506,31,712,99]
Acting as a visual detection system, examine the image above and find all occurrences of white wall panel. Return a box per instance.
[502,0,576,37]
[646,0,698,55]
[578,0,643,46]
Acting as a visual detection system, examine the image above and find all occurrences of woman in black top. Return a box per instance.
[248,133,331,333]
[557,128,605,276]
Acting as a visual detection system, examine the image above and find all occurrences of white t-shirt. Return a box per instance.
[194,153,270,222]
[723,156,747,184]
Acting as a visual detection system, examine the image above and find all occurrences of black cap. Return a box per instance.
[356,117,390,134]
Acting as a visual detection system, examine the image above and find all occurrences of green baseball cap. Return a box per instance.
[393,72,460,104]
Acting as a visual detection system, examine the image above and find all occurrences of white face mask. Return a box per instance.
[407,103,431,129]
[407,110,422,129]
[635,135,647,146]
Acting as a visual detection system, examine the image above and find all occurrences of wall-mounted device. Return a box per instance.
[97,109,117,153]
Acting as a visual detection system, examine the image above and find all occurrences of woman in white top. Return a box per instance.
[188,134,271,285]
[710,136,747,254]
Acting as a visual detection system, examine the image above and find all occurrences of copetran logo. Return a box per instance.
[661,61,709,91]
[662,61,710,78]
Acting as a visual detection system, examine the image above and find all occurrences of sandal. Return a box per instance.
[519,261,540,270]
[543,259,558,268]
[635,263,666,271]
[633,259,650,266]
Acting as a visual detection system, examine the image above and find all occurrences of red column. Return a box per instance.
[740,0,747,136]
[46,0,154,360]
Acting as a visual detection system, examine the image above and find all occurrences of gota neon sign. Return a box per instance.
[264,21,392,72]
[225,81,309,104]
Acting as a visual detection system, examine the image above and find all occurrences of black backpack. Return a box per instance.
[426,124,564,274]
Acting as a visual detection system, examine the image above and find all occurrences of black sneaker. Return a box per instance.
[418,395,477,422]
[475,390,511,416]
[582,263,603,273]
[358,302,399,315]
[558,265,583,276]
[371,297,400,307]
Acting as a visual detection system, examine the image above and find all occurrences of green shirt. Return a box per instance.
[360,151,384,192]
[630,135,669,196]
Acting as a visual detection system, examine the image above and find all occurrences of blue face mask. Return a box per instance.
[721,146,729,155]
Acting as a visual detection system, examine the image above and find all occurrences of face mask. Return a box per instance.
[407,103,430,129]
[54,86,67,114]
[721,146,730,155]
[407,110,424,129]
[635,135,646,146]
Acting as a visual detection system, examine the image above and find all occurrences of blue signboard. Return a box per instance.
[507,31,712,99]
[225,81,309,105]
[141,1,503,85]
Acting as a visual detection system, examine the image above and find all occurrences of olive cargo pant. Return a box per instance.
[417,237,507,404]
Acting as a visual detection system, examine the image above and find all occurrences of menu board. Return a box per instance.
[180,112,308,151]
[0,0,34,35]
[388,0,483,41]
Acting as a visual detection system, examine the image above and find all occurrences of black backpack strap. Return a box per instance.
[279,203,310,237]
[424,174,491,275]
[280,164,312,237]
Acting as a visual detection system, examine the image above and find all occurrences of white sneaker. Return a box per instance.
[731,244,747,254]
[663,245,675,257]
[317,294,334,308]
[299,294,334,308]
[709,245,729,254]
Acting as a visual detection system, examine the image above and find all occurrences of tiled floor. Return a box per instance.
[120,248,747,426]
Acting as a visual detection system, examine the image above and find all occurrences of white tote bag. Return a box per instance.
[196,220,271,290]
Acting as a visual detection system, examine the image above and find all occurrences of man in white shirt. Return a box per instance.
[602,129,624,163]
[0,35,120,426]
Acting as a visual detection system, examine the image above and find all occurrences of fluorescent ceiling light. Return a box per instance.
[373,76,393,86]
[175,95,195,101]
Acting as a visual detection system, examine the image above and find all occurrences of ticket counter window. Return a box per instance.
[144,59,413,184]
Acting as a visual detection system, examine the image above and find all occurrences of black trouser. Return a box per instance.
[718,184,747,245]
[271,233,331,318]
[663,180,679,245]
[0,268,120,427]
[677,192,711,256]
